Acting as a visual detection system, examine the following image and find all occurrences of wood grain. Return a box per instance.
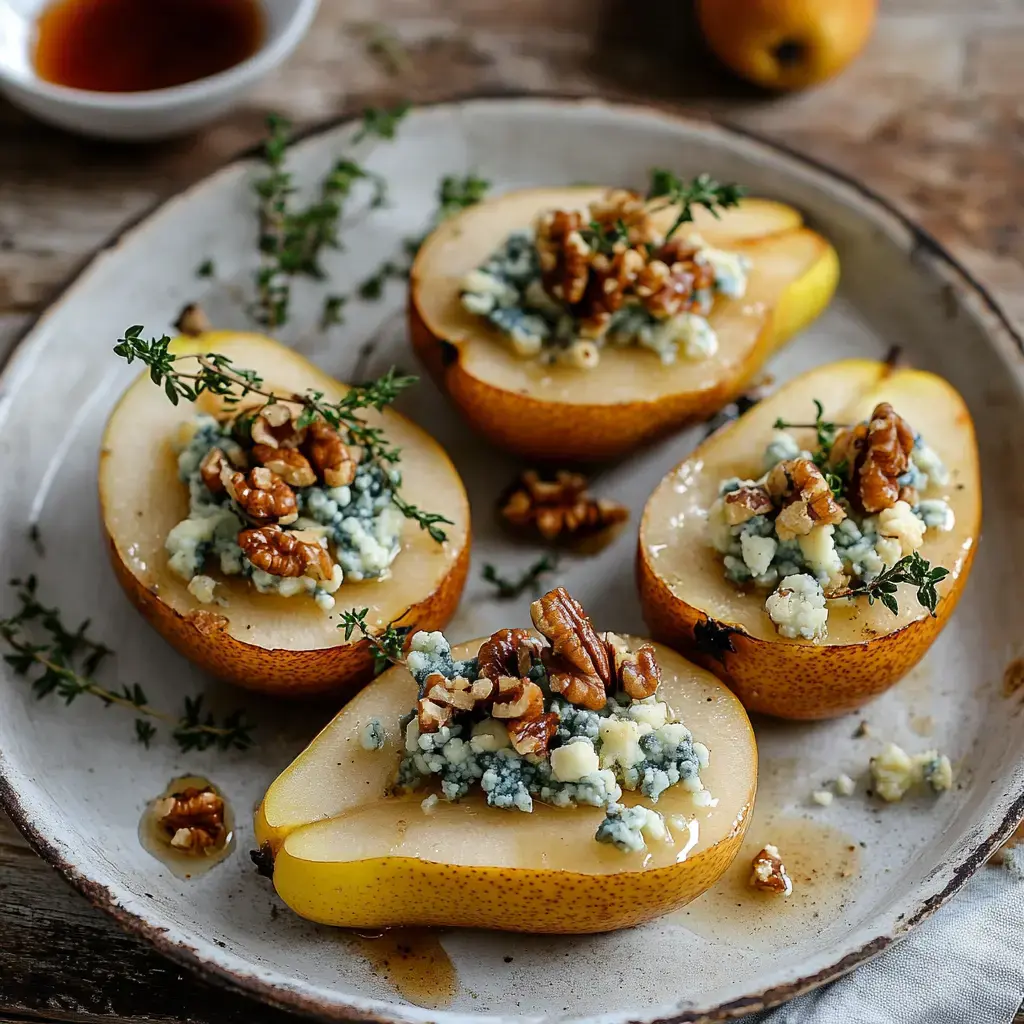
[0,1,1022,1022]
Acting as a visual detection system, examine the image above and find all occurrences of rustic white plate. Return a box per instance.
[0,98,1022,1024]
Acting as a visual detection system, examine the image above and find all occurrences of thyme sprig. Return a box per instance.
[646,170,746,241]
[339,607,410,672]
[252,105,409,327]
[579,218,629,256]
[829,552,949,617]
[482,555,559,600]
[0,577,254,752]
[774,399,850,498]
[114,326,452,542]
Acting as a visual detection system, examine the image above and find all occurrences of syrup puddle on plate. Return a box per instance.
[350,929,458,1009]
[670,814,861,953]
[139,775,235,880]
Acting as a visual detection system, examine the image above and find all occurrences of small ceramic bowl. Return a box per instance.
[0,0,319,140]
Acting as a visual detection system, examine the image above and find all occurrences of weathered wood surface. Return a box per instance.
[0,1,1022,1022]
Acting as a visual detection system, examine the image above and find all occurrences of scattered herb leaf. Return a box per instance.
[482,555,560,600]
[320,293,348,329]
[579,218,630,256]
[0,577,254,751]
[195,258,215,279]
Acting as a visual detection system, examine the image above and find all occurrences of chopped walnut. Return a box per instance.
[505,708,559,756]
[238,524,333,580]
[832,402,915,514]
[478,627,546,684]
[226,466,299,525]
[416,694,454,733]
[531,587,612,710]
[252,444,317,488]
[174,302,211,338]
[723,485,774,526]
[750,844,793,896]
[589,188,660,247]
[766,458,847,541]
[605,632,661,700]
[154,786,226,855]
[580,246,648,334]
[500,470,629,547]
[490,678,558,756]
[199,447,229,496]
[535,208,591,305]
[250,403,307,450]
[304,420,358,488]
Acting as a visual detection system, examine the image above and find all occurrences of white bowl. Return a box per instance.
[0,0,319,140]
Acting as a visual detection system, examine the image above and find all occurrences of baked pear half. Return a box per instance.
[410,184,839,462]
[255,589,757,933]
[100,330,470,698]
[639,359,980,719]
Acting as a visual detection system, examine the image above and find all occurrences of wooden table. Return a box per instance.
[1,1,1022,1021]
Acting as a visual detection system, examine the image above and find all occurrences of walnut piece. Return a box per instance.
[531,587,612,710]
[832,402,915,514]
[589,188,660,247]
[750,844,793,896]
[500,470,629,547]
[226,466,299,525]
[605,632,661,700]
[766,458,847,541]
[478,627,545,683]
[581,246,647,334]
[250,403,307,450]
[491,678,558,756]
[155,786,226,854]
[199,447,229,496]
[174,302,211,338]
[723,485,774,526]
[252,444,317,488]
[238,524,333,580]
[535,208,591,305]
[304,420,358,488]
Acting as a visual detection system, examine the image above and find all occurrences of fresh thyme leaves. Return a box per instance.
[339,606,410,672]
[831,553,950,617]
[28,523,44,557]
[646,170,746,241]
[353,102,410,144]
[482,555,559,599]
[252,105,408,327]
[196,258,215,279]
[358,260,405,300]
[1,577,254,751]
[320,294,348,330]
[580,218,630,256]
[774,399,850,495]
[114,326,452,543]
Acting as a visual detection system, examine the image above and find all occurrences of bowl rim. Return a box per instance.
[0,0,320,109]
[0,92,1022,1024]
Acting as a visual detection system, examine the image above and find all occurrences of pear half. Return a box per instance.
[410,187,839,462]
[100,331,471,698]
[255,639,757,934]
[638,359,980,720]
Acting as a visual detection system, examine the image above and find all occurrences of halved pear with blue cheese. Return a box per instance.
[410,185,839,462]
[638,359,981,720]
[254,631,757,934]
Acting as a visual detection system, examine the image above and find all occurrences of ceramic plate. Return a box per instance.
[1,98,1022,1024]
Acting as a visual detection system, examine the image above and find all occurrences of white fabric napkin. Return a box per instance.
[743,867,1024,1024]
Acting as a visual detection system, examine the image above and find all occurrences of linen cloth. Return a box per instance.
[745,867,1024,1024]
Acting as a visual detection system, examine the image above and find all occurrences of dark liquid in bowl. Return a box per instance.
[33,0,265,93]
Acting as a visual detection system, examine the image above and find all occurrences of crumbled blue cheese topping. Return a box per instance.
[459,224,748,369]
[360,718,386,751]
[706,428,955,641]
[870,742,953,802]
[166,416,402,611]
[393,629,712,852]
[595,803,670,853]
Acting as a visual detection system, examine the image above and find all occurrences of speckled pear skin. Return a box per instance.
[104,532,471,698]
[637,545,976,720]
[271,833,748,934]
[409,222,839,463]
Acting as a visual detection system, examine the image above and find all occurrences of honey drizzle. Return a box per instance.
[350,929,458,1009]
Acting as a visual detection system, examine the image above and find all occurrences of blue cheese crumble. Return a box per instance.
[392,600,715,853]
[705,414,955,641]
[166,414,403,611]
[459,191,749,369]
[870,742,953,802]
[360,719,386,751]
